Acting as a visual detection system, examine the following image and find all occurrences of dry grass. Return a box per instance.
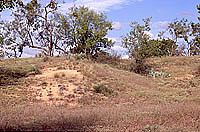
[1,56,200,131]
[0,58,41,85]
[0,103,200,131]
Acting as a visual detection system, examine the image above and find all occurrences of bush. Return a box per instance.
[94,51,121,66]
[93,83,113,96]
[196,65,200,77]
[133,59,151,75]
[42,56,49,62]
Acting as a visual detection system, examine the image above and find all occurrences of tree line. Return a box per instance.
[0,0,113,58]
[0,0,200,60]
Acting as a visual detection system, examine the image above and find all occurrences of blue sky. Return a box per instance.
[0,0,200,58]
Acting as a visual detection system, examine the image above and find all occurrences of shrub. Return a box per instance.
[27,65,40,75]
[142,124,159,132]
[42,56,49,62]
[196,65,200,77]
[93,83,113,96]
[133,59,151,75]
[94,51,121,66]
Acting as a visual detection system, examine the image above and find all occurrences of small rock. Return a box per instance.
[69,79,75,83]
[58,85,66,90]
[76,88,81,91]
[84,88,89,92]
[76,90,84,94]
[47,93,53,96]
[37,88,41,91]
[40,82,48,86]
[66,99,70,102]
[65,94,75,99]
[58,90,64,96]
[39,93,42,97]
[49,97,54,101]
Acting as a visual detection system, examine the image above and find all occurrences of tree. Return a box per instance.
[67,6,114,56]
[167,18,199,56]
[1,0,69,57]
[138,39,178,58]
[122,17,152,59]
[191,5,200,53]
[197,5,200,21]
[0,0,22,12]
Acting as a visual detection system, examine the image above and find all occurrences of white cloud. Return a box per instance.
[111,45,125,52]
[112,22,122,30]
[152,21,169,29]
[59,0,144,13]
[144,31,154,39]
[108,37,121,43]
[122,55,129,59]
[177,11,194,17]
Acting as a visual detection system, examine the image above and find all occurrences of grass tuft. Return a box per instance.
[93,83,114,96]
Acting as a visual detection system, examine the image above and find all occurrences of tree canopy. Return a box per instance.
[67,6,114,56]
[0,1,113,58]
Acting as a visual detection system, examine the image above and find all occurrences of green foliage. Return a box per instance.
[0,0,22,12]
[142,124,159,132]
[1,2,113,58]
[197,5,200,21]
[70,53,88,60]
[122,17,152,59]
[167,18,200,56]
[138,39,178,58]
[133,59,151,75]
[68,6,114,56]
[93,83,113,96]
[0,0,69,57]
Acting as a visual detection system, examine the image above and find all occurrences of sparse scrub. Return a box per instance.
[196,65,200,77]
[93,83,114,96]
[42,56,49,62]
[0,64,40,85]
[133,59,151,75]
[142,124,159,132]
[94,51,121,66]
[71,53,88,60]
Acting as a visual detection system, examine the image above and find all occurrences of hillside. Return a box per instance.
[0,56,200,131]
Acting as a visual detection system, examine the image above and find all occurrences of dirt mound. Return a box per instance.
[30,62,93,106]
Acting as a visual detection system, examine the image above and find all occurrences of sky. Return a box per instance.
[0,0,200,58]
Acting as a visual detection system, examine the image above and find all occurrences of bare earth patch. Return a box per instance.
[31,67,93,106]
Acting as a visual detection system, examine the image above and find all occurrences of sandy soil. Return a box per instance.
[30,65,93,106]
